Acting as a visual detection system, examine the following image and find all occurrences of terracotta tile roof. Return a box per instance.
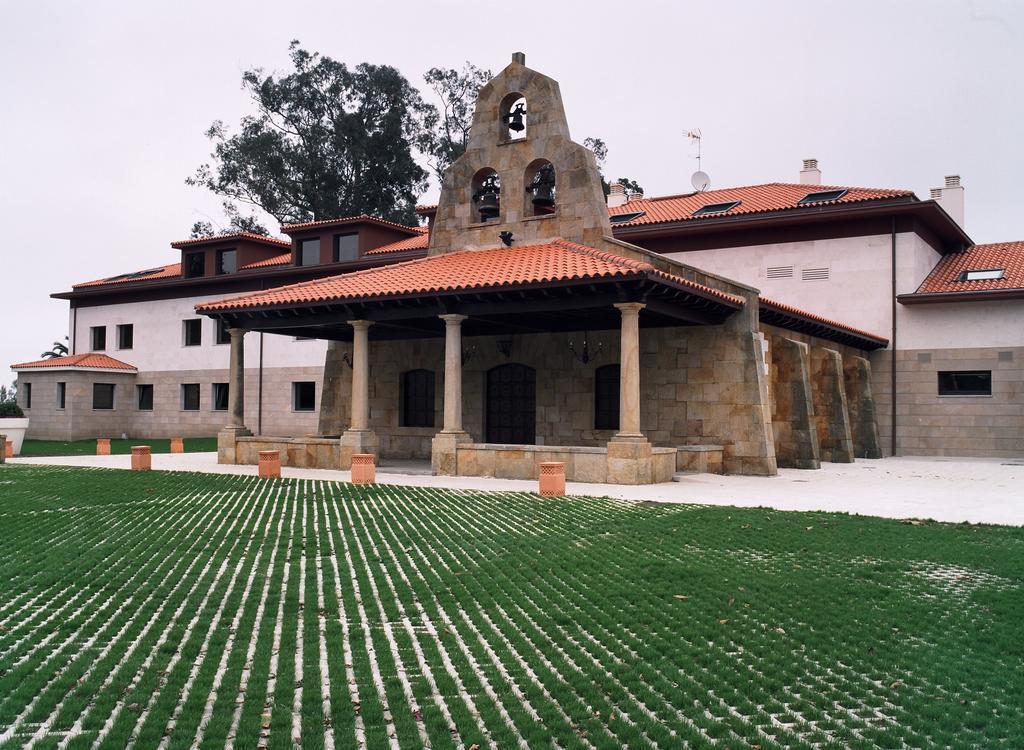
[281,214,422,235]
[365,228,430,256]
[170,232,290,249]
[759,297,889,348]
[240,252,293,270]
[196,239,745,313]
[608,183,915,227]
[73,263,182,289]
[11,353,138,371]
[913,241,1024,295]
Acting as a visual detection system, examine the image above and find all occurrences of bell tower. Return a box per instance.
[428,53,614,254]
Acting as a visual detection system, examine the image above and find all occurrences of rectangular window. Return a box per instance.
[181,383,200,411]
[401,369,435,427]
[90,326,106,351]
[692,200,741,217]
[959,269,1005,281]
[24,383,32,409]
[93,383,115,410]
[298,238,320,266]
[137,384,154,411]
[117,323,134,350]
[334,233,360,262]
[56,382,66,410]
[184,252,205,278]
[292,381,316,412]
[594,365,620,430]
[938,370,992,396]
[212,382,229,411]
[215,319,231,345]
[216,248,237,275]
[183,319,202,346]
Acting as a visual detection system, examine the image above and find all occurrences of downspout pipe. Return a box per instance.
[257,332,264,436]
[890,217,898,457]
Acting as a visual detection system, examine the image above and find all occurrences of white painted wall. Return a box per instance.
[70,294,327,372]
[899,300,1024,349]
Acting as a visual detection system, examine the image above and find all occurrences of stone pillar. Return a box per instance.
[217,326,251,464]
[340,320,378,468]
[317,341,347,437]
[769,337,821,469]
[809,347,855,463]
[843,355,882,459]
[606,303,653,484]
[432,314,472,475]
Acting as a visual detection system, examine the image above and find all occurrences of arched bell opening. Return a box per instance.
[524,159,556,216]
[499,92,527,141]
[471,168,501,223]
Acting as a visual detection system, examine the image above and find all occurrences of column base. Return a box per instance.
[606,437,653,485]
[431,430,472,476]
[340,429,379,470]
[218,425,252,465]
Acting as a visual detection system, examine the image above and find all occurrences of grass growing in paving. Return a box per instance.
[0,466,1022,748]
[18,438,217,457]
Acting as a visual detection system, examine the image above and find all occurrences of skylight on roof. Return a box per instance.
[797,188,849,205]
[609,211,646,224]
[692,200,741,217]
[959,268,1005,281]
[103,268,163,282]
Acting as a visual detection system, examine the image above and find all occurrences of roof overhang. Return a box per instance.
[759,299,889,350]
[897,288,1024,305]
[11,366,137,374]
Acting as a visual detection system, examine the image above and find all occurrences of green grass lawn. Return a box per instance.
[0,465,1021,749]
[18,437,217,457]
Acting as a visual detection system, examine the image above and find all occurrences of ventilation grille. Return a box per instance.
[801,267,830,281]
[766,265,794,279]
[930,188,942,199]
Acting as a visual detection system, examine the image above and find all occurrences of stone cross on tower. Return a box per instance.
[428,52,614,254]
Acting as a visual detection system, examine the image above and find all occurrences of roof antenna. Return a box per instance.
[687,129,709,192]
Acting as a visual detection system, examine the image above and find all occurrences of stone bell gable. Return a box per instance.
[428,52,613,254]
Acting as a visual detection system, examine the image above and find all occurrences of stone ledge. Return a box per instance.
[677,444,724,453]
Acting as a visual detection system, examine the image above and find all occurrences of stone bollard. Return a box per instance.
[539,461,566,497]
[1,435,7,463]
[258,450,281,479]
[131,445,151,471]
[351,453,376,485]
[170,437,184,454]
[96,438,111,456]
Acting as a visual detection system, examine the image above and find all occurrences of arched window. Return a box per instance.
[401,369,435,428]
[594,364,620,431]
[499,92,527,141]
[524,159,556,216]
[471,168,501,223]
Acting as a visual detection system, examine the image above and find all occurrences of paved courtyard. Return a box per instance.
[10,452,1024,526]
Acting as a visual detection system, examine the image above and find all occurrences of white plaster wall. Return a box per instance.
[71,294,327,372]
[899,300,1024,350]
[665,231,943,343]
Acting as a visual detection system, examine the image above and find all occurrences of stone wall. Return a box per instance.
[843,355,882,459]
[766,336,821,469]
[808,347,855,463]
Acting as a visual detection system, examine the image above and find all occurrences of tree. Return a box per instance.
[420,62,492,184]
[40,338,68,360]
[188,41,432,228]
[584,137,644,197]
[0,381,16,404]
[189,201,272,239]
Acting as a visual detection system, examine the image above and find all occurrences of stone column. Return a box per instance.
[317,341,347,437]
[769,336,821,469]
[432,314,472,475]
[217,326,251,465]
[843,355,882,459]
[340,320,378,468]
[606,302,652,484]
[809,347,855,463]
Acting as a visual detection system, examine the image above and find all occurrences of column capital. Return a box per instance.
[439,313,468,325]
[614,302,646,315]
[228,326,247,338]
[347,319,374,331]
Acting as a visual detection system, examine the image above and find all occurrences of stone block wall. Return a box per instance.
[766,336,821,469]
[843,355,882,459]
[808,347,855,463]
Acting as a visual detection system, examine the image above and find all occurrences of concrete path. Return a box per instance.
[8,452,1024,526]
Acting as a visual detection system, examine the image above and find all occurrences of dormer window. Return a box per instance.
[298,238,320,266]
[334,233,359,262]
[184,252,205,278]
[958,269,1005,281]
[216,248,237,275]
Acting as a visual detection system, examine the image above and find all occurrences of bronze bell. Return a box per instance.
[506,102,526,133]
[528,164,555,212]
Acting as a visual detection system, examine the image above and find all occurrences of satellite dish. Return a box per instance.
[691,170,710,192]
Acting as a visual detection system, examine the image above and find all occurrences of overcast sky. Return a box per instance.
[2,0,1022,374]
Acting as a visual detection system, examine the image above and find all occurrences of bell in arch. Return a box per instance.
[505,102,526,133]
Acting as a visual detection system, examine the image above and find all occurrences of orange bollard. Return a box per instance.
[170,437,184,454]
[96,438,111,456]
[539,462,566,497]
[351,453,376,484]
[131,445,151,471]
[258,450,281,479]
[4,438,11,460]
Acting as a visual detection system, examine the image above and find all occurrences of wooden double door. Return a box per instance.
[485,363,536,444]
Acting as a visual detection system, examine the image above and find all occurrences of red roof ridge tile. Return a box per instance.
[170,232,290,249]
[11,352,138,371]
[280,214,422,234]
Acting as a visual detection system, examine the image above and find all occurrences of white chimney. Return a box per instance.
[932,174,965,228]
[799,158,822,185]
[627,189,644,203]
[607,182,628,208]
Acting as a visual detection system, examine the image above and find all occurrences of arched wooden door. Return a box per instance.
[486,363,536,444]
